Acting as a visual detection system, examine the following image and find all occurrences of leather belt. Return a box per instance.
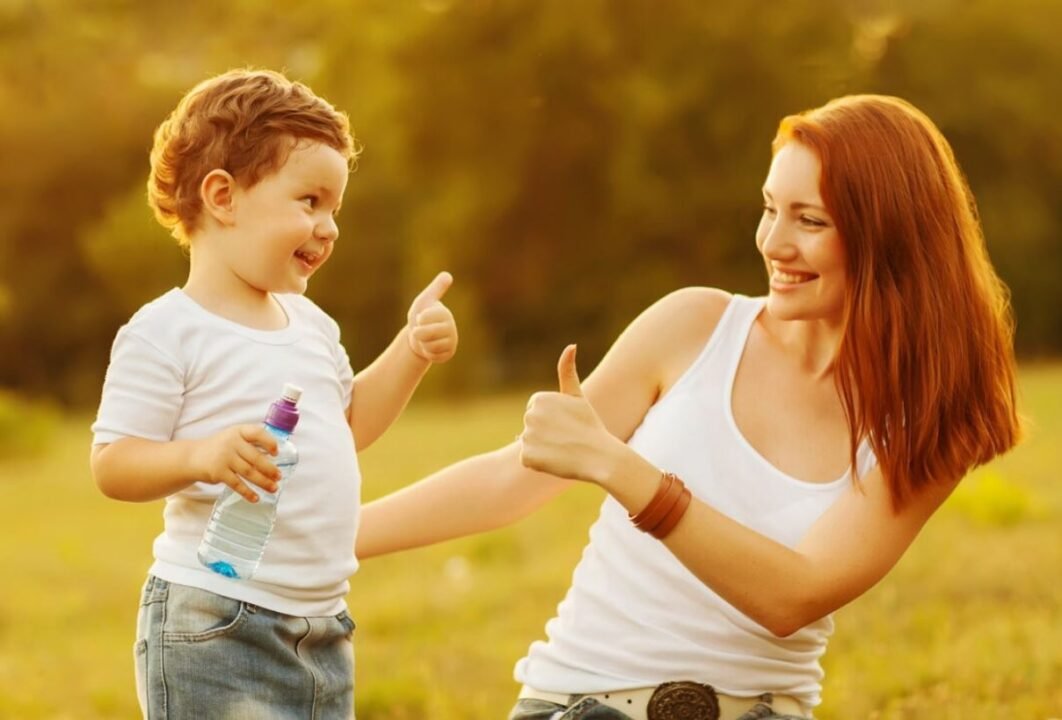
[519,682,809,720]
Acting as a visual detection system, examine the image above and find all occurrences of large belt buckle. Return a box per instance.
[646,681,720,720]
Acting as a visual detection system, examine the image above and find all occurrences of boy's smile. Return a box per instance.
[226,139,349,296]
[183,139,350,329]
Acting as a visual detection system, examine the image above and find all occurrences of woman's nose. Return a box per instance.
[759,216,796,260]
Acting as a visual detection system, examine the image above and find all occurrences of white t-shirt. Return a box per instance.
[515,294,877,709]
[92,288,361,616]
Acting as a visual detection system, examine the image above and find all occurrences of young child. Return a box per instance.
[90,68,458,718]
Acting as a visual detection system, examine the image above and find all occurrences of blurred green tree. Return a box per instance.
[0,0,1057,404]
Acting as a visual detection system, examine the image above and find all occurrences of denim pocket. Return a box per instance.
[162,583,252,643]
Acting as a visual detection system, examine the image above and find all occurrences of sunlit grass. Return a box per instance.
[0,367,1059,718]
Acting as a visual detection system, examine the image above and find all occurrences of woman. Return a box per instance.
[355,95,1020,720]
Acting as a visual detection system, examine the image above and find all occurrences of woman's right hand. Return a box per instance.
[190,425,281,502]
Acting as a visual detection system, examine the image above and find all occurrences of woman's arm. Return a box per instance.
[521,304,959,637]
[356,442,569,558]
[355,287,732,558]
[596,445,956,636]
[349,272,457,450]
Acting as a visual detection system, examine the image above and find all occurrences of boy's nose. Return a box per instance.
[316,216,339,242]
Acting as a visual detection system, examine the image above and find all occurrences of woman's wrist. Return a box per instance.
[593,441,662,515]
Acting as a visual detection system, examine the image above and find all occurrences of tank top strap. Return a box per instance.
[666,293,766,399]
[719,294,765,364]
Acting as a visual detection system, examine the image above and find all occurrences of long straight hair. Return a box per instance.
[774,95,1020,509]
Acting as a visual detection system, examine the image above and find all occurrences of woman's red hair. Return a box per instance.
[774,95,1020,509]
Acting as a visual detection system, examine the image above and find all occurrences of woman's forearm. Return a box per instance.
[356,443,571,559]
[598,442,937,638]
[598,444,826,637]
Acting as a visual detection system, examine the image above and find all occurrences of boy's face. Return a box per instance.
[224,140,349,295]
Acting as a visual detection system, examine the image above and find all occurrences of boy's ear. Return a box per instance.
[200,169,238,226]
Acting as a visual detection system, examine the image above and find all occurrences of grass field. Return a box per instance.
[1,366,1059,719]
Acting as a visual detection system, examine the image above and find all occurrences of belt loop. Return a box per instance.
[735,701,776,720]
[147,576,170,604]
[564,697,600,719]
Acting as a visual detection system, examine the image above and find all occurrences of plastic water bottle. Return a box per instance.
[198,384,302,580]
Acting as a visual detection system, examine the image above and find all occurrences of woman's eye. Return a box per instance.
[800,215,826,227]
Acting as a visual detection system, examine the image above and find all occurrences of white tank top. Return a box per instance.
[514,294,876,709]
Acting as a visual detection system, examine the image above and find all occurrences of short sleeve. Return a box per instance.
[91,328,185,445]
[333,321,355,411]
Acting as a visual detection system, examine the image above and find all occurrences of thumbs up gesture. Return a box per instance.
[406,271,458,363]
[519,345,618,484]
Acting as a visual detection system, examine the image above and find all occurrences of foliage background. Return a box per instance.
[0,1,1059,717]
[0,0,1059,405]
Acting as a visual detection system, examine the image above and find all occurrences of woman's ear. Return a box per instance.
[200,169,237,226]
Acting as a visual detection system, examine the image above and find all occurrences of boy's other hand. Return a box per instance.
[407,271,458,364]
[190,425,282,503]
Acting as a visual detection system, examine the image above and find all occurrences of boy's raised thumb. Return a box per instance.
[557,344,583,397]
[414,271,453,308]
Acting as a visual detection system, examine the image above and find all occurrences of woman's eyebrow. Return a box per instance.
[762,188,827,212]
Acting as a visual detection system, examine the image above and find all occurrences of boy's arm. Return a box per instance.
[348,272,457,450]
[91,425,282,503]
[348,328,432,450]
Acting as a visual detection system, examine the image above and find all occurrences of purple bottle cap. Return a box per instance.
[265,383,301,433]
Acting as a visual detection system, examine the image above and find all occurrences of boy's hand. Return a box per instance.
[190,425,281,502]
[407,271,458,363]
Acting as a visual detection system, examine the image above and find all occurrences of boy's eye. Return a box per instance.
[301,195,317,208]
[762,204,777,216]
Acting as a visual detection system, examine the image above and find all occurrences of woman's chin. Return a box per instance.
[765,294,842,323]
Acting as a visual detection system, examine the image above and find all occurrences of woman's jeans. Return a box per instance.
[134,576,355,719]
[508,696,810,720]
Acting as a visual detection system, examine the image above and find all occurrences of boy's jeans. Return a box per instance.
[135,575,355,719]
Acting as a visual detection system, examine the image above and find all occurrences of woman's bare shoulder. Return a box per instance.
[659,286,732,315]
[638,287,733,340]
[628,287,733,389]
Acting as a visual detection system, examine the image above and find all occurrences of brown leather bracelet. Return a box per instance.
[649,485,692,539]
[630,472,683,531]
[633,473,683,531]
[628,472,674,527]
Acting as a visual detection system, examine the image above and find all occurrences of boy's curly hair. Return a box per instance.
[148,68,356,247]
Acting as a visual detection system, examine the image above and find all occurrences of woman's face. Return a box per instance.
[756,141,847,324]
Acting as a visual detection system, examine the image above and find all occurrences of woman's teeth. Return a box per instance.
[774,270,816,284]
